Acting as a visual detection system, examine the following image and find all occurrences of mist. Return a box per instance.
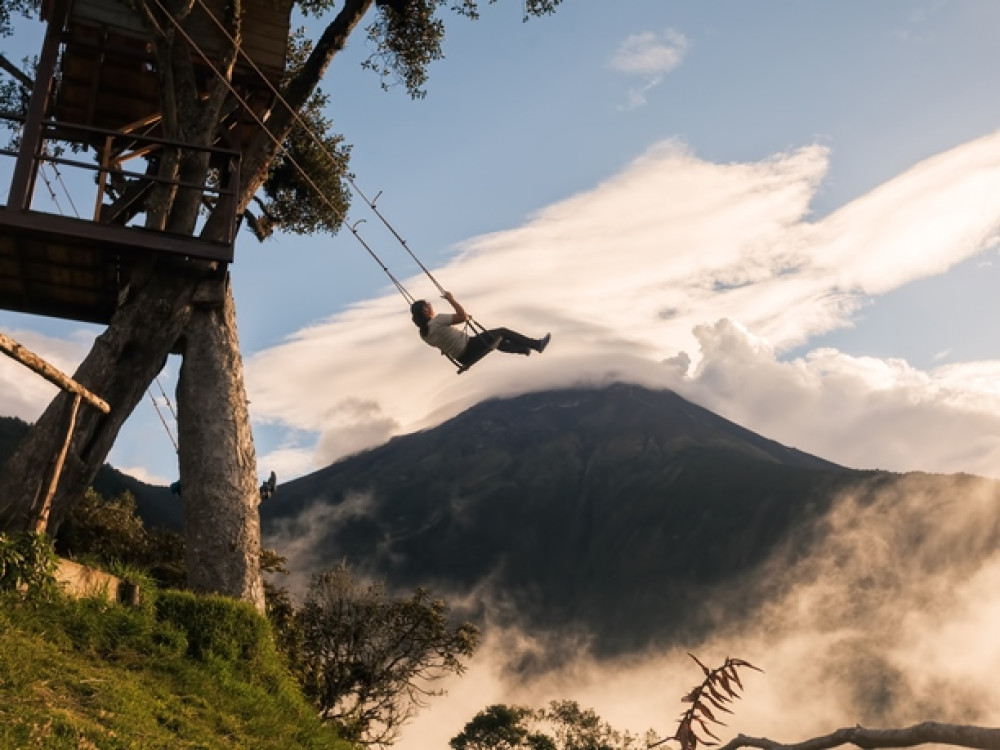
[266,472,1000,748]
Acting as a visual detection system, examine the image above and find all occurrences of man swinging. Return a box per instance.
[410,292,551,371]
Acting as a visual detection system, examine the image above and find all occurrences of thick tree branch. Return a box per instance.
[720,723,1000,750]
[236,0,373,209]
[0,52,32,91]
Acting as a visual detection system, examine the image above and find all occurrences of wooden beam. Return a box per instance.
[0,331,111,414]
[33,392,82,533]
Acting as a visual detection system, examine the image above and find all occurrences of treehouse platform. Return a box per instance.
[0,0,293,325]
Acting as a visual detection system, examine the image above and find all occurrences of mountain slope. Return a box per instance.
[261,384,872,654]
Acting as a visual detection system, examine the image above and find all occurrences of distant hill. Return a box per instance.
[0,415,182,529]
[259,384,890,656]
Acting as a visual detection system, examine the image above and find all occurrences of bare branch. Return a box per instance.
[719,723,1000,750]
[0,51,33,91]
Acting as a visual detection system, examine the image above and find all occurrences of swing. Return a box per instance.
[443,323,502,374]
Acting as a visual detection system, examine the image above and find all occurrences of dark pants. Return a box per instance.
[459,327,537,365]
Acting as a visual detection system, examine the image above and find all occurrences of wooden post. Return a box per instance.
[33,392,82,533]
[7,0,67,210]
[0,332,110,414]
[0,330,111,534]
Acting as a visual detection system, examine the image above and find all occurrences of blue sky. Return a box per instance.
[4,0,1000,486]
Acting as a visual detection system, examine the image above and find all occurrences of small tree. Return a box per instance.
[452,700,658,750]
[450,704,556,750]
[293,561,479,747]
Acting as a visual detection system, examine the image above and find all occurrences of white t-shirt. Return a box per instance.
[424,314,468,359]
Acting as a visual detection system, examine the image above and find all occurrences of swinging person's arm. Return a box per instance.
[442,291,468,325]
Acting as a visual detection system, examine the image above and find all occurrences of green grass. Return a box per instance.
[0,588,354,749]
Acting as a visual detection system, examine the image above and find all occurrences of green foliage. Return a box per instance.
[0,0,37,38]
[452,700,659,750]
[256,90,352,240]
[361,0,564,98]
[56,488,186,589]
[0,530,58,595]
[450,703,555,750]
[0,588,351,748]
[155,589,274,670]
[287,561,480,746]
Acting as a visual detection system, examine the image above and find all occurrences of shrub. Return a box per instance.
[155,590,282,680]
[0,531,57,595]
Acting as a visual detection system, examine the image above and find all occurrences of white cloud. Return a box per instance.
[0,328,95,421]
[671,319,1000,478]
[610,29,690,109]
[114,464,171,486]
[246,131,1000,477]
[611,29,690,76]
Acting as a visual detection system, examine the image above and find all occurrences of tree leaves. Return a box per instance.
[288,562,480,747]
[658,655,762,750]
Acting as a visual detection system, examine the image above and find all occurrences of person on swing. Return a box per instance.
[410,291,551,368]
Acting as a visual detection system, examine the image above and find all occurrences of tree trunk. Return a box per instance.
[176,276,264,610]
[0,259,208,532]
[720,722,1000,750]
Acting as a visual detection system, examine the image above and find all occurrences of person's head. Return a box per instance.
[410,299,432,337]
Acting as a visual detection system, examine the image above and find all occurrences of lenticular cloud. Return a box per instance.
[246,132,1000,476]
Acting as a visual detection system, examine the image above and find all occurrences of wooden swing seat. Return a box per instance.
[445,332,501,374]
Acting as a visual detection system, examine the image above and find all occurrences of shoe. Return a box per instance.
[536,333,551,353]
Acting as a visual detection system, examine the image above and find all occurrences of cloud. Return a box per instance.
[672,318,1000,478]
[611,29,690,76]
[263,492,378,597]
[610,29,690,109]
[0,328,95,420]
[114,465,171,486]
[246,131,1000,477]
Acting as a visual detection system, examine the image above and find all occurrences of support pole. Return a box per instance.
[33,393,82,533]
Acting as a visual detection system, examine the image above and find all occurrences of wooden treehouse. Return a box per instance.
[0,0,293,325]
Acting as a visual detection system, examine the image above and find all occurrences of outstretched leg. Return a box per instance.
[489,328,550,355]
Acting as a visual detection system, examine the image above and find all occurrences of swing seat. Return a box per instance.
[447,332,501,374]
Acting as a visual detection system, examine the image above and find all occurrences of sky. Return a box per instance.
[3,2,1000,486]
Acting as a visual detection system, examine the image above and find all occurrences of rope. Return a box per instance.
[147,388,179,453]
[147,0,417,305]
[186,0,449,297]
[154,376,178,423]
[25,114,183,450]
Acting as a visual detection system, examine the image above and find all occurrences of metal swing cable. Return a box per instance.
[147,388,179,453]
[24,132,182,450]
[187,0,450,298]
[152,375,180,453]
[145,0,416,304]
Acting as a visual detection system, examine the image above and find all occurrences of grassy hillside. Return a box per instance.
[0,586,352,749]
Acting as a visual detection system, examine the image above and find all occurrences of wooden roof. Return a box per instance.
[47,0,293,137]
